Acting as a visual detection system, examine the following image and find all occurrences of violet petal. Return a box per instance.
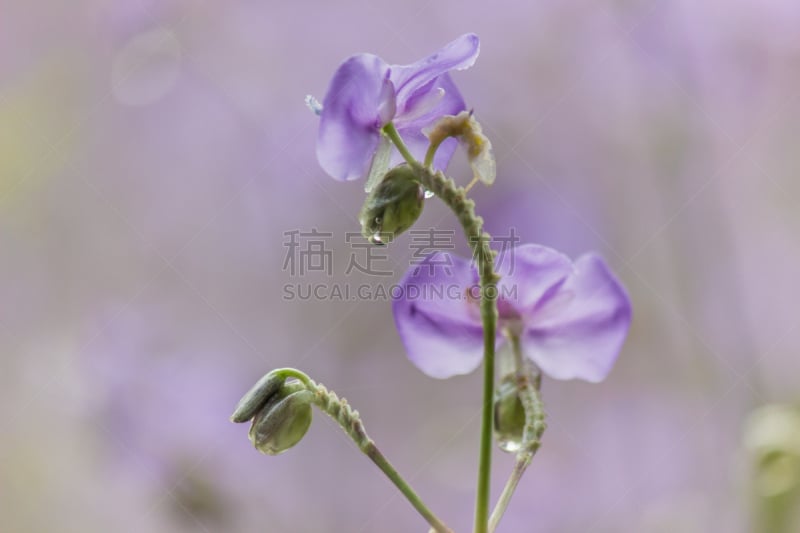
[495,244,574,317]
[392,252,485,379]
[391,33,480,111]
[391,73,466,170]
[523,254,632,382]
[317,54,393,181]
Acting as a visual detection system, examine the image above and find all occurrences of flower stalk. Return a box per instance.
[272,368,453,533]
[384,122,499,533]
[489,333,546,532]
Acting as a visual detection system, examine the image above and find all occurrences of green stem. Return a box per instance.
[385,123,499,533]
[488,333,546,532]
[489,454,532,533]
[306,377,453,533]
[474,302,497,533]
[365,445,451,533]
[271,367,315,388]
[424,138,444,168]
[383,123,417,167]
[384,121,443,171]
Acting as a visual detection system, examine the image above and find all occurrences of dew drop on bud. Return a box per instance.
[497,436,523,453]
[493,373,525,453]
[360,165,425,245]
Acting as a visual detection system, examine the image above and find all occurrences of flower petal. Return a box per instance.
[496,244,574,317]
[317,54,394,181]
[523,254,632,382]
[391,33,480,112]
[392,252,485,379]
[392,74,466,170]
[364,132,393,193]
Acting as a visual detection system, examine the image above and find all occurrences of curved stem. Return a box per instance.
[488,333,546,532]
[385,123,500,533]
[424,138,444,168]
[306,377,453,533]
[411,169,498,533]
[270,367,315,388]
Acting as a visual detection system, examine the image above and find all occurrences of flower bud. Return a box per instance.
[230,370,286,423]
[493,373,526,453]
[359,165,424,245]
[248,381,314,455]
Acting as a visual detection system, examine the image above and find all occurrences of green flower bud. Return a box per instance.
[493,373,526,453]
[248,381,314,455]
[230,370,286,423]
[359,165,424,245]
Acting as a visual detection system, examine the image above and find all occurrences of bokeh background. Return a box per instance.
[2,1,800,532]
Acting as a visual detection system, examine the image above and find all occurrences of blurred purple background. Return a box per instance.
[2,1,800,532]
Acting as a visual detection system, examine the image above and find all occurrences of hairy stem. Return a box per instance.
[488,333,546,532]
[306,377,453,533]
[385,122,500,533]
[409,171,497,533]
[411,171,498,533]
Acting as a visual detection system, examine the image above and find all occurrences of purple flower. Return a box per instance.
[392,244,632,381]
[316,33,480,181]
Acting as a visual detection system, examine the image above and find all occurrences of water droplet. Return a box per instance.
[494,374,525,453]
[304,95,323,116]
[496,437,522,453]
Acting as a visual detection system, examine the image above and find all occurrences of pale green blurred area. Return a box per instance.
[2,1,800,532]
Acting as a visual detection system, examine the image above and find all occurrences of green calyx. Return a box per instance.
[230,370,286,423]
[248,381,313,455]
[359,165,424,245]
[231,371,314,456]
